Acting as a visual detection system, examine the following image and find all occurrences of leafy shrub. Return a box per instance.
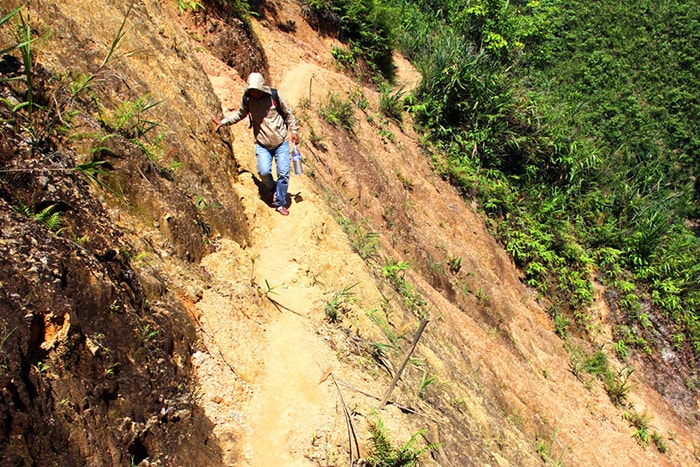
[301,0,398,81]
[318,92,355,132]
[175,0,204,13]
[331,45,355,70]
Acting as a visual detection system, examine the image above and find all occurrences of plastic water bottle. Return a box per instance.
[292,145,303,175]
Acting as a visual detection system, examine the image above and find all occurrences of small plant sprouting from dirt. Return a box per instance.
[34,361,50,374]
[12,203,64,234]
[325,283,358,323]
[447,254,462,274]
[100,94,162,140]
[331,45,355,72]
[338,216,380,261]
[382,259,428,316]
[367,307,403,345]
[604,367,634,408]
[569,344,634,408]
[622,410,652,448]
[536,427,567,466]
[0,326,16,355]
[318,91,355,132]
[652,430,668,454]
[378,84,405,124]
[365,418,436,466]
[306,124,327,150]
[570,346,609,382]
[368,341,396,375]
[348,86,369,111]
[176,0,204,14]
[137,322,159,342]
[620,409,668,454]
[418,368,435,399]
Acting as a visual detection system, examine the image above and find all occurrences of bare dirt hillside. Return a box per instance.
[1,0,698,466]
[189,2,700,465]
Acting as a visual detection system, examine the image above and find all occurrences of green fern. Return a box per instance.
[34,204,64,233]
[365,418,435,466]
[12,203,65,234]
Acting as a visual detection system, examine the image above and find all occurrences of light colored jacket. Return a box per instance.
[221,73,299,149]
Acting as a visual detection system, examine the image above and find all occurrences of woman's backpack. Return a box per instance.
[242,88,288,127]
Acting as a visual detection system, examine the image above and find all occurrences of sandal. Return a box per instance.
[276,206,289,216]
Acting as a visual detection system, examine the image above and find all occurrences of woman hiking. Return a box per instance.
[213,72,300,216]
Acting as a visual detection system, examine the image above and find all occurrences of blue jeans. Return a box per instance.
[256,140,290,208]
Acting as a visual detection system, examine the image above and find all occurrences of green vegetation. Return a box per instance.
[319,92,356,132]
[417,369,434,399]
[447,254,462,274]
[652,430,668,454]
[325,284,358,323]
[378,85,405,123]
[96,94,173,169]
[0,6,26,55]
[622,410,652,448]
[0,3,133,193]
[338,216,380,260]
[367,307,404,345]
[536,427,566,466]
[621,409,668,453]
[12,203,64,233]
[34,361,49,374]
[137,322,159,342]
[389,0,700,366]
[365,418,434,466]
[175,0,204,13]
[301,0,398,82]
[382,259,428,317]
[100,95,162,141]
[0,327,16,352]
[1,1,177,184]
[569,345,633,407]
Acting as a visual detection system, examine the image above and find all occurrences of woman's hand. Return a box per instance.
[211,115,223,132]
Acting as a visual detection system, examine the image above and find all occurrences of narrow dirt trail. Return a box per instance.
[209,58,432,464]
[195,47,399,461]
[193,134,347,464]
[195,51,377,462]
[238,179,338,466]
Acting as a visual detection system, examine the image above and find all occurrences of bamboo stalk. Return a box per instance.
[379,318,429,408]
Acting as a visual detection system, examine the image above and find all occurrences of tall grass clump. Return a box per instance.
[379,85,404,123]
[319,92,355,132]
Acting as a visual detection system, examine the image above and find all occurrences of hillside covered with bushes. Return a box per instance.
[1,0,698,465]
